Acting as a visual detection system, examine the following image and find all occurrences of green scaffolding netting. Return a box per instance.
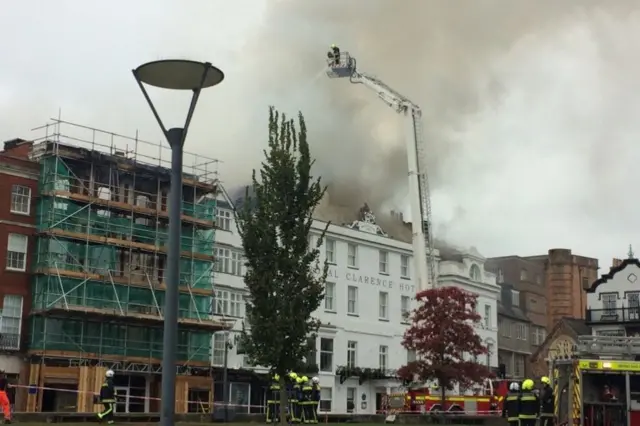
[34,238,213,290]
[29,317,211,362]
[38,155,217,225]
[37,198,215,255]
[32,275,211,320]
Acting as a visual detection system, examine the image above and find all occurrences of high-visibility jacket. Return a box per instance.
[518,391,539,419]
[502,391,520,421]
[100,378,115,403]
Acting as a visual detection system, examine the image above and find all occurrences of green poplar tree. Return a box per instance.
[236,106,328,424]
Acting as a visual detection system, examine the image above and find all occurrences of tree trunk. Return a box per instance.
[279,376,288,426]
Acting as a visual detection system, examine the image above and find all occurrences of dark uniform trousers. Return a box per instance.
[540,385,555,426]
[97,380,116,424]
[266,383,280,423]
[502,392,520,426]
[300,386,317,424]
[518,391,540,426]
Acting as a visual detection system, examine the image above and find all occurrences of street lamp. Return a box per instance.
[132,60,224,426]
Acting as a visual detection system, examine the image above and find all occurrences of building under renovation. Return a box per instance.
[25,120,228,413]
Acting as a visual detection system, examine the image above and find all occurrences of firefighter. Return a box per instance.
[502,382,520,426]
[300,376,313,423]
[518,379,540,426]
[96,369,116,424]
[294,376,305,422]
[0,371,11,424]
[311,376,320,423]
[288,372,299,423]
[266,373,280,423]
[330,44,340,65]
[540,376,555,426]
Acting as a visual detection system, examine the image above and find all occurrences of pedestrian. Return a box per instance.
[0,371,11,424]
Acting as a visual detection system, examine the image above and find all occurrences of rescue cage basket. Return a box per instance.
[326,52,356,79]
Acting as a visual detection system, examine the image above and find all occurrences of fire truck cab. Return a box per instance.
[553,335,640,426]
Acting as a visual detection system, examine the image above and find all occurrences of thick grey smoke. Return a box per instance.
[231,0,640,246]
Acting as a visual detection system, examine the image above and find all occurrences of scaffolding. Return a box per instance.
[28,118,229,373]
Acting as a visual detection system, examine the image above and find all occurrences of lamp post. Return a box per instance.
[132,60,224,426]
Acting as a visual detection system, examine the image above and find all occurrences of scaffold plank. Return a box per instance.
[30,306,229,332]
[41,190,216,228]
[34,267,215,297]
[43,228,215,262]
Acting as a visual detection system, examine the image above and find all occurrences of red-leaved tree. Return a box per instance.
[398,286,492,407]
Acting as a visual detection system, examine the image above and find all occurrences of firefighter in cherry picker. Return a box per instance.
[327,44,341,66]
[539,376,555,426]
[518,379,540,426]
[502,382,521,426]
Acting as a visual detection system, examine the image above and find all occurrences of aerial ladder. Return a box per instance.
[324,47,436,291]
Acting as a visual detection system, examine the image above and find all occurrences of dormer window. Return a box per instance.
[470,264,481,281]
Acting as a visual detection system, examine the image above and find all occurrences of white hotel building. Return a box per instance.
[212,189,500,414]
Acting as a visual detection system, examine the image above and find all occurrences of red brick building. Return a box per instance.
[0,139,39,377]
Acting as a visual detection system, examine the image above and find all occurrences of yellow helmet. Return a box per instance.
[331,44,336,48]
[522,379,534,390]
[296,377,304,384]
[273,374,280,381]
[301,376,309,382]
[541,376,550,385]
[289,372,298,379]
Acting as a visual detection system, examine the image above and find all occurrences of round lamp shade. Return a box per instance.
[134,60,224,90]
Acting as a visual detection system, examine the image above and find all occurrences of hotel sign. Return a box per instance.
[326,268,416,293]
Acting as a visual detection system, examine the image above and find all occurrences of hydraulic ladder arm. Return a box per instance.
[325,49,437,291]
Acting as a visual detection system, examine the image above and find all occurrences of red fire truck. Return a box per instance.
[402,378,510,415]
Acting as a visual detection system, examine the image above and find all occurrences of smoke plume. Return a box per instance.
[228,0,640,249]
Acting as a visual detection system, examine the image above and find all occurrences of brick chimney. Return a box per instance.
[3,138,33,158]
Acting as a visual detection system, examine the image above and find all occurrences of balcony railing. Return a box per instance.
[585,307,640,324]
[577,335,640,356]
[0,333,20,351]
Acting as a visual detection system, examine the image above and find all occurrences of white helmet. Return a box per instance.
[509,382,519,391]
[105,369,115,378]
[312,376,320,384]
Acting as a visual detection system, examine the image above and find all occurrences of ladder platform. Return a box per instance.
[326,52,355,78]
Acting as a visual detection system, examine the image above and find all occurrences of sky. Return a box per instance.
[2,0,640,273]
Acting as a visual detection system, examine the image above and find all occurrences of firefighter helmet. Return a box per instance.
[522,379,534,390]
[509,382,520,391]
[105,369,115,378]
[289,372,298,380]
[312,377,319,384]
[541,376,550,385]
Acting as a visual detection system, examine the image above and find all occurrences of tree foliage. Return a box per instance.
[236,106,328,380]
[398,286,492,392]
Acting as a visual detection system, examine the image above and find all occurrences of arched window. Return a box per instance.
[470,264,482,281]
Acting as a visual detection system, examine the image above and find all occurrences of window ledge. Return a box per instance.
[400,276,411,280]
[10,210,30,216]
[347,265,359,270]
[347,313,359,317]
[379,272,390,276]
[5,268,26,273]
[324,310,337,314]
[378,318,389,322]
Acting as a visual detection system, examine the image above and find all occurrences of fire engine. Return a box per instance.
[400,378,510,415]
[553,335,640,426]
